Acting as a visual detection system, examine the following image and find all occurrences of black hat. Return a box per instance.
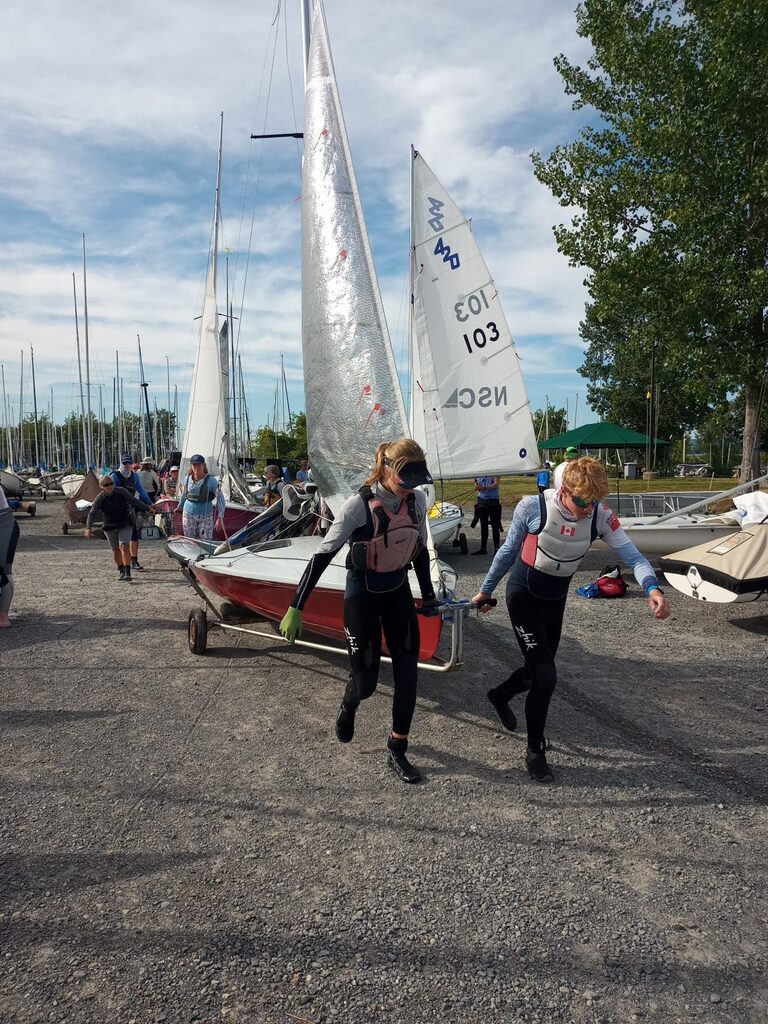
[395,459,434,488]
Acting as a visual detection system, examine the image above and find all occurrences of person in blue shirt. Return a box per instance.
[111,454,152,571]
[178,455,226,541]
[472,475,503,554]
[536,461,552,493]
[472,457,670,784]
[295,459,310,489]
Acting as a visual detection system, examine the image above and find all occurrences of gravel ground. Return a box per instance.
[1,500,766,1024]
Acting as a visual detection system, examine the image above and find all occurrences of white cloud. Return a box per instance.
[0,0,596,438]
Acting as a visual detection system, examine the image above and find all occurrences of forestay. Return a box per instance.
[410,148,538,478]
[179,121,230,498]
[302,1,407,516]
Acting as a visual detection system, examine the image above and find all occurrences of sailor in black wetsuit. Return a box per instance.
[279,439,439,784]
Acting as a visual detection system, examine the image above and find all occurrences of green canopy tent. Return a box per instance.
[539,422,669,450]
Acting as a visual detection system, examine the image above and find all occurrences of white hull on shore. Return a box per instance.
[60,474,86,497]
[595,513,743,557]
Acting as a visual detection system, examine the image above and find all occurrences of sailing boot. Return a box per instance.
[335,700,358,743]
[131,558,145,572]
[122,565,132,582]
[487,686,517,732]
[387,736,421,784]
[525,739,554,783]
[118,565,127,581]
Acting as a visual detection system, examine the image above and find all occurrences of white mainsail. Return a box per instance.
[410,148,539,478]
[302,1,407,515]
[179,117,230,497]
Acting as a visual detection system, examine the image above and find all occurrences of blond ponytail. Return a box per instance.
[364,438,426,487]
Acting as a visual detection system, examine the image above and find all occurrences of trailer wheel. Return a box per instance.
[458,532,468,555]
[28,507,36,517]
[188,608,208,655]
[62,522,68,535]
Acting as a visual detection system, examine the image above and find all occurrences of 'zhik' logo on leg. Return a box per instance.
[344,627,360,654]
[514,625,538,651]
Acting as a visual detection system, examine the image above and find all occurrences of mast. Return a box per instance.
[72,273,89,469]
[18,350,24,465]
[82,234,93,468]
[137,334,154,459]
[1,364,12,467]
[301,0,313,85]
[30,346,40,468]
[166,355,172,455]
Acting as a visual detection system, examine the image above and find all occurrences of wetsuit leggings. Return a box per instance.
[497,591,567,746]
[477,499,503,551]
[0,509,20,615]
[342,581,420,736]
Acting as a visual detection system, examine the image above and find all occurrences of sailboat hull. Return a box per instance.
[167,535,444,661]
[593,515,742,557]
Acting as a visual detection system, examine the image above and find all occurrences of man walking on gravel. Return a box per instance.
[472,457,670,783]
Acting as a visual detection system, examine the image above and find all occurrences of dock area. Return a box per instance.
[2,500,767,1023]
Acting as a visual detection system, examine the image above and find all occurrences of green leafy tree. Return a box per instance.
[532,0,768,482]
[532,405,568,440]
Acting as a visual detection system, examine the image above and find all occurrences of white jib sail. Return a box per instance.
[302,1,407,516]
[410,148,539,478]
[180,120,230,498]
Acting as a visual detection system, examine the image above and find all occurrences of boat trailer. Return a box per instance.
[179,564,491,673]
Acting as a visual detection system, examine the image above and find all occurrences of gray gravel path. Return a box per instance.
[1,500,766,1023]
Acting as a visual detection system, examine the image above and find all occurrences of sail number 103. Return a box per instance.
[463,322,500,354]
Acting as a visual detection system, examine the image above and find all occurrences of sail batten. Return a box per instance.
[410,149,539,479]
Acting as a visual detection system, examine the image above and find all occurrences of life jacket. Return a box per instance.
[264,482,281,507]
[521,490,598,578]
[184,473,217,505]
[348,486,421,574]
[114,469,138,496]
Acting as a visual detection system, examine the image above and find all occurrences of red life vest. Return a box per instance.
[348,486,421,573]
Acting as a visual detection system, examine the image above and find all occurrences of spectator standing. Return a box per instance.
[162,465,180,496]
[552,446,579,489]
[473,475,503,555]
[295,459,310,488]
[111,454,152,571]
[137,457,160,502]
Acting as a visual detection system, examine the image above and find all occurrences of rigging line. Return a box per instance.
[282,0,303,178]
[234,15,283,363]
[231,5,282,300]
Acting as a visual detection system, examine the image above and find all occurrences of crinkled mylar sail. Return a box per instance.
[302,1,407,515]
[410,148,538,478]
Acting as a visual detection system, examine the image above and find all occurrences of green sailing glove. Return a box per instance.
[279,606,303,644]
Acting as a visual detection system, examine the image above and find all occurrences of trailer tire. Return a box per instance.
[188,608,208,655]
[28,507,36,517]
[62,522,68,535]
[458,532,468,555]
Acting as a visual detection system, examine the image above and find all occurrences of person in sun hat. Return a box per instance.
[162,465,180,496]
[552,446,579,489]
[177,455,225,542]
[278,438,440,785]
[137,456,160,503]
[111,454,153,571]
[472,457,670,784]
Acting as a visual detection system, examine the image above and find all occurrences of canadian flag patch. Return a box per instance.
[608,512,620,531]
[560,525,576,537]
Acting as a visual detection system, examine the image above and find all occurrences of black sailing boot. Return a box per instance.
[486,686,517,732]
[525,739,554,783]
[335,700,358,743]
[387,736,421,784]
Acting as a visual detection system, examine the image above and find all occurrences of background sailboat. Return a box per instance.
[409,147,539,516]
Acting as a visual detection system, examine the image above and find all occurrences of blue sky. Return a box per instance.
[0,0,595,448]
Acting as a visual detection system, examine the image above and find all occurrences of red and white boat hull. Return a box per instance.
[167,534,444,661]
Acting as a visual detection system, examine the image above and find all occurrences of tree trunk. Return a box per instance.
[740,379,762,483]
